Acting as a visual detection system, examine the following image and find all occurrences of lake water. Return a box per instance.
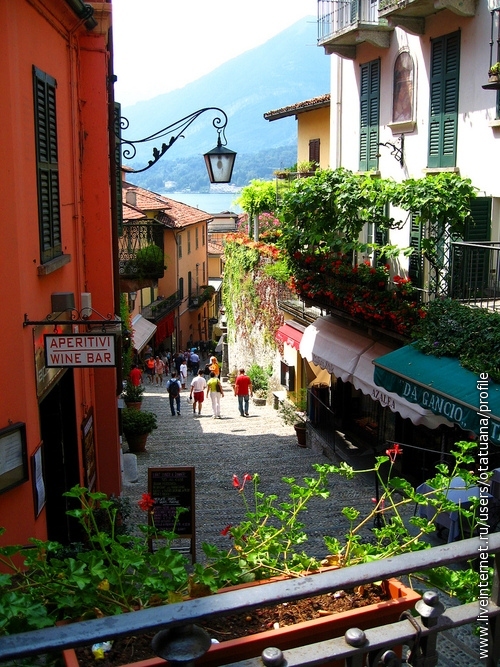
[162,192,243,215]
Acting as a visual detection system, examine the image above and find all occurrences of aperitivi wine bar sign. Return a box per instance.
[44,334,116,367]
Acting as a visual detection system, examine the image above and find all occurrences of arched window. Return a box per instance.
[392,51,414,123]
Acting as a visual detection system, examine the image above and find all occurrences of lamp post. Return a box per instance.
[119,107,236,182]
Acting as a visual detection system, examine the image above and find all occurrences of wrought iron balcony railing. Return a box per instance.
[450,241,500,312]
[0,535,498,665]
[140,291,182,322]
[118,222,165,280]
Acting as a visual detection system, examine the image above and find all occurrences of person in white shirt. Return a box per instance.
[189,370,207,415]
[180,360,188,389]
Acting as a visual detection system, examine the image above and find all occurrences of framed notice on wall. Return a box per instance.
[0,422,28,495]
[148,467,195,562]
[31,442,46,518]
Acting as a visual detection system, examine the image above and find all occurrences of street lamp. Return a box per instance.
[119,107,236,183]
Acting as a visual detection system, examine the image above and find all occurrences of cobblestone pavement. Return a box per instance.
[121,372,480,667]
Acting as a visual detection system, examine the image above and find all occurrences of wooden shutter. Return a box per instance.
[464,197,491,289]
[359,60,380,171]
[428,32,460,168]
[408,214,424,288]
[309,139,320,167]
[33,67,62,264]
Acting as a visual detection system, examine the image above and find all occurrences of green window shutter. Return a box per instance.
[359,60,380,171]
[428,32,460,168]
[452,198,491,297]
[408,213,424,288]
[33,66,62,264]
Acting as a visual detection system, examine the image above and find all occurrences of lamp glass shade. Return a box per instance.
[203,143,237,184]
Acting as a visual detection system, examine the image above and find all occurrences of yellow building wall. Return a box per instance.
[297,107,330,169]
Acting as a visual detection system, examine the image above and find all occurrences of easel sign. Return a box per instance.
[147,467,195,562]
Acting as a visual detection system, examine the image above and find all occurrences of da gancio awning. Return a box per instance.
[373,345,500,445]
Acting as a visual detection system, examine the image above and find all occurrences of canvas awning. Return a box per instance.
[208,278,223,292]
[275,322,305,351]
[300,317,452,430]
[373,345,500,444]
[131,315,157,353]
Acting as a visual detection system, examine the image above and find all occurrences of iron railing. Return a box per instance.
[450,241,500,312]
[0,535,498,665]
[118,222,165,280]
[318,0,379,41]
[141,291,182,322]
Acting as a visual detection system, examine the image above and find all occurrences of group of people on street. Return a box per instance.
[130,353,253,420]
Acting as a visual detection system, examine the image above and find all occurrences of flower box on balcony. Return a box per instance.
[62,577,419,667]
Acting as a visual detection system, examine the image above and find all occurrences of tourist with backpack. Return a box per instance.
[167,372,182,416]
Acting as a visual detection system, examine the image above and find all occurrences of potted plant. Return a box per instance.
[122,407,158,452]
[121,380,144,410]
[279,390,308,446]
[488,61,500,82]
[247,363,271,406]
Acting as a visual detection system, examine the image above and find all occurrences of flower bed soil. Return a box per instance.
[73,584,389,666]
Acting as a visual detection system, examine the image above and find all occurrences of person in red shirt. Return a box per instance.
[129,364,142,386]
[234,368,253,417]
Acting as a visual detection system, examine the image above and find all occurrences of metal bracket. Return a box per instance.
[378,134,405,167]
[23,307,121,332]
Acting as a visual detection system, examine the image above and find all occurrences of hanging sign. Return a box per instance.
[44,334,116,367]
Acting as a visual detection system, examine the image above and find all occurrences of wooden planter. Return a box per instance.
[62,578,419,667]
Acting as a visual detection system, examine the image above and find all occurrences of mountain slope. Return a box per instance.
[119,17,330,189]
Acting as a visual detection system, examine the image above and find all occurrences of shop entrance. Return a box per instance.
[39,370,80,544]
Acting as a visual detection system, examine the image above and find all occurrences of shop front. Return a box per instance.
[299,317,472,482]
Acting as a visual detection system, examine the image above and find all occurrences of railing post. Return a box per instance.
[412,591,444,667]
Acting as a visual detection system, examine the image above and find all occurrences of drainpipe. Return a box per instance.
[64,0,98,30]
[335,55,343,168]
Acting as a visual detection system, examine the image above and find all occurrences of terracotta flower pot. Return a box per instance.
[62,578,419,667]
[124,432,149,453]
[125,402,142,411]
[294,423,307,447]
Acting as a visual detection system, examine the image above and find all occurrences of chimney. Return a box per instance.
[126,190,137,207]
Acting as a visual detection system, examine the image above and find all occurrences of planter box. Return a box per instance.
[62,578,419,667]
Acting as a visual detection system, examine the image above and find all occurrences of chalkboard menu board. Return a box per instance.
[148,467,195,560]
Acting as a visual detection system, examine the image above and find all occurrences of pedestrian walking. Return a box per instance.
[129,364,142,386]
[189,370,207,415]
[180,359,188,389]
[154,356,165,386]
[190,349,200,375]
[166,372,182,416]
[206,371,224,418]
[145,356,155,384]
[234,368,252,417]
[209,355,220,378]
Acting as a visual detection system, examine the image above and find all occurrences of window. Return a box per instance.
[428,32,460,168]
[187,230,191,254]
[188,271,192,298]
[202,225,205,246]
[178,234,183,259]
[195,227,199,249]
[309,139,320,167]
[33,67,62,264]
[359,59,380,172]
[392,51,414,123]
[408,213,424,289]
[179,277,184,299]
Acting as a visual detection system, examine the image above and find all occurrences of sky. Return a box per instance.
[112,0,318,106]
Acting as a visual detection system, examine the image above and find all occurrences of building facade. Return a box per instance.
[1,0,121,546]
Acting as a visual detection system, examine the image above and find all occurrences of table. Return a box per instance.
[416,476,483,543]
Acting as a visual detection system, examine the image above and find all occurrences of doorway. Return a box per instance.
[39,370,80,544]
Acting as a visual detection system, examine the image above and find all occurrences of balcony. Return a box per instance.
[0,535,497,665]
[141,291,182,322]
[118,222,165,289]
[318,0,393,59]
[378,0,477,36]
[450,241,500,312]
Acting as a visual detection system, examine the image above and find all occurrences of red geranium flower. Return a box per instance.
[138,493,155,512]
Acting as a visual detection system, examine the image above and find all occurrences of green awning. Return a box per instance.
[373,345,500,445]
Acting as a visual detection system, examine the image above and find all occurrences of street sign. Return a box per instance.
[44,334,116,367]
